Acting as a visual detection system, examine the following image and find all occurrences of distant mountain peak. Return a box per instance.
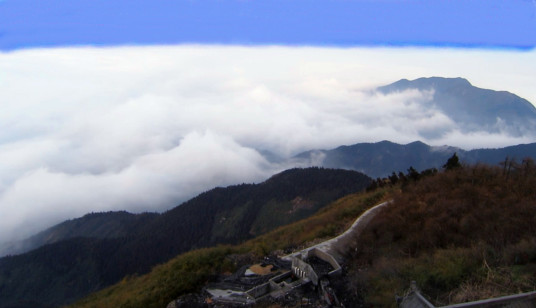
[416,76,471,85]
[377,77,536,137]
[407,140,429,147]
[380,77,471,92]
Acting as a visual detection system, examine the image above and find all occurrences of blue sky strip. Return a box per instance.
[1,0,535,50]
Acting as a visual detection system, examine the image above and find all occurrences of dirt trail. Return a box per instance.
[284,201,390,262]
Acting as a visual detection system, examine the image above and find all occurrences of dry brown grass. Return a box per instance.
[347,164,536,307]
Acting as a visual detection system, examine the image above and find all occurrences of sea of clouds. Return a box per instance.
[0,45,535,245]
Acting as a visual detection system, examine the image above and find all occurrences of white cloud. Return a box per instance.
[0,45,535,244]
[0,130,275,242]
[431,130,536,150]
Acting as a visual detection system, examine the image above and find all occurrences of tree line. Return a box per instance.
[366,152,462,191]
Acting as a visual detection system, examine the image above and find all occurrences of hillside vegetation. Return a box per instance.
[347,160,536,306]
[73,159,536,308]
[71,189,390,308]
[0,168,370,308]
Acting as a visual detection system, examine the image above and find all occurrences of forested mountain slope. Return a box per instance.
[72,186,390,308]
[0,211,158,257]
[0,167,370,308]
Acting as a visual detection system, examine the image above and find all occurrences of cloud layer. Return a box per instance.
[0,45,535,243]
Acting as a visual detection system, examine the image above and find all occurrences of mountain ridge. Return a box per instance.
[296,140,536,178]
[0,211,158,257]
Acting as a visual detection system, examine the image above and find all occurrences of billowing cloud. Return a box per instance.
[0,131,274,242]
[0,45,535,244]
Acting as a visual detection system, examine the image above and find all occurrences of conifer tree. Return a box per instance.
[443,153,461,171]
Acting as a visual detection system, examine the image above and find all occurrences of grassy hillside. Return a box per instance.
[70,189,389,308]
[347,161,536,306]
[73,160,536,308]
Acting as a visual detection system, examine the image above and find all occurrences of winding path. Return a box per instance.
[283,200,391,262]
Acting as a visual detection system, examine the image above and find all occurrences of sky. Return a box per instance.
[1,1,536,247]
[1,0,536,50]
